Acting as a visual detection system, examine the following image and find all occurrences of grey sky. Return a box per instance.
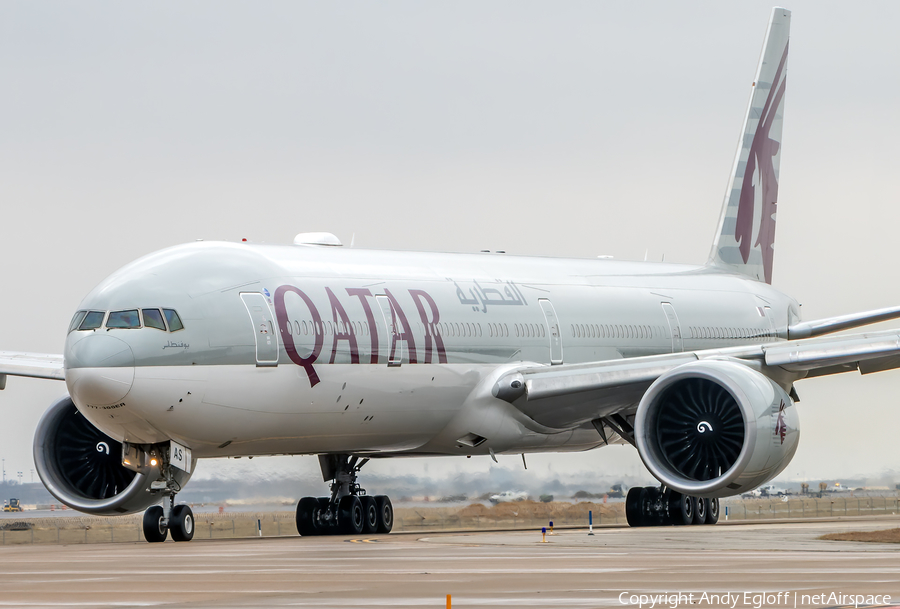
[1,1,899,489]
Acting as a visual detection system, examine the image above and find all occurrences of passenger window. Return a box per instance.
[107,310,141,329]
[295,321,301,335]
[163,309,184,332]
[142,309,166,331]
[79,311,105,330]
[69,311,87,332]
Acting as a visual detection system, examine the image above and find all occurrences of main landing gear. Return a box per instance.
[296,455,394,536]
[625,486,720,527]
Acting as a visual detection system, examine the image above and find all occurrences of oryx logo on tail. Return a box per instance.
[709,8,790,285]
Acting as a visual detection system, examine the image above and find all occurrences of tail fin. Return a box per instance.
[709,7,790,284]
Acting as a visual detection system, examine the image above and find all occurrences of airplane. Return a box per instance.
[3,6,900,542]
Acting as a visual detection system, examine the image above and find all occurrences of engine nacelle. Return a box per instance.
[33,396,193,515]
[634,360,799,498]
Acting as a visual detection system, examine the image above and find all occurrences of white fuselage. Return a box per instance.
[63,241,797,461]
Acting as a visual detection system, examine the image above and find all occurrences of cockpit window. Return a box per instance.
[106,310,141,329]
[69,311,87,332]
[163,309,184,332]
[79,311,106,330]
[142,308,166,331]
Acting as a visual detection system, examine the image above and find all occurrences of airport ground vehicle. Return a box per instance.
[3,499,22,512]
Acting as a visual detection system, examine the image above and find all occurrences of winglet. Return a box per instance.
[709,7,791,284]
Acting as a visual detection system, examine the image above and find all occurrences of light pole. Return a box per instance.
[17,472,22,485]
[2,458,5,485]
[30,469,34,484]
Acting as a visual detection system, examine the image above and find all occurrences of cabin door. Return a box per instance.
[538,298,564,365]
[375,294,404,366]
[240,292,279,366]
[661,302,683,353]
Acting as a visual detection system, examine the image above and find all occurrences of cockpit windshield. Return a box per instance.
[79,311,105,331]
[142,308,166,331]
[106,310,141,329]
[69,308,185,332]
[163,309,184,332]
[69,311,88,332]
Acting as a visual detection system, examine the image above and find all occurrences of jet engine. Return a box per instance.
[33,396,192,515]
[634,359,799,499]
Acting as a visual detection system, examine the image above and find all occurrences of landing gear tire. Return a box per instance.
[692,496,707,525]
[625,487,645,527]
[170,505,195,542]
[669,492,695,526]
[296,497,326,536]
[143,505,168,543]
[375,495,393,534]
[361,496,379,534]
[706,498,720,524]
[339,495,365,535]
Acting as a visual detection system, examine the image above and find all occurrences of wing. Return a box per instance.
[493,326,900,431]
[0,351,65,385]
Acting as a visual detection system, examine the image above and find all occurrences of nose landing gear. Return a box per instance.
[296,454,394,536]
[140,444,194,543]
[142,491,195,543]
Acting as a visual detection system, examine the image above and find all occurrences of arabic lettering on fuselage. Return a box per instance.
[451,279,527,313]
[163,341,190,350]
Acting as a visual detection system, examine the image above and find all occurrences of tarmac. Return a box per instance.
[1,517,899,609]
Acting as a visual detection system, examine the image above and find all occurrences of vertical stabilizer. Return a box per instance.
[709,7,790,284]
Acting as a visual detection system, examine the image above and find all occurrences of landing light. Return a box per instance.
[150,458,158,467]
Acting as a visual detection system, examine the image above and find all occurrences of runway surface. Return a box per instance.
[1,517,898,608]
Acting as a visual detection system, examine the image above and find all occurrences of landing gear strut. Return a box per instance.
[140,445,194,543]
[296,454,393,536]
[625,486,719,527]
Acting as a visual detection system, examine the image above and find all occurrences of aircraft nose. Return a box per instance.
[65,334,135,406]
